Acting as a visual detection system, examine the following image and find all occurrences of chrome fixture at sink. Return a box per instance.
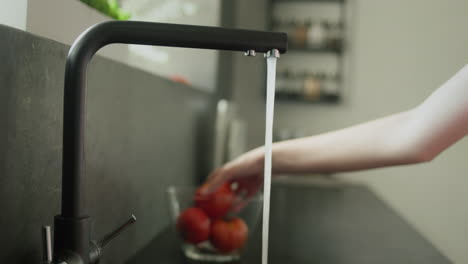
[41,21,287,264]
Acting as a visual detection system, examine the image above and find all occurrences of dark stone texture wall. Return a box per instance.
[0,25,213,263]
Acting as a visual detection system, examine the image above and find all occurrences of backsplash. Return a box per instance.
[0,25,214,263]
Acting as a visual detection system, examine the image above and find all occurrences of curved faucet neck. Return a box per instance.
[61,21,287,219]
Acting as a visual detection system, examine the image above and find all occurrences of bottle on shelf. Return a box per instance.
[275,69,286,95]
[327,21,344,51]
[290,70,304,99]
[280,69,296,99]
[306,20,327,49]
[322,72,340,101]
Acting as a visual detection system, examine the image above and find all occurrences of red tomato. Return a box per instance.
[210,217,248,253]
[176,207,211,244]
[195,183,235,219]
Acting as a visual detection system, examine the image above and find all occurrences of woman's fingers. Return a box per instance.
[202,168,231,195]
[234,174,263,198]
[228,173,263,212]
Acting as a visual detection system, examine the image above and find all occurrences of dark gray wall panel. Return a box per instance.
[0,25,213,263]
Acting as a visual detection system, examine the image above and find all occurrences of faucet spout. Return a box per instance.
[57,21,287,264]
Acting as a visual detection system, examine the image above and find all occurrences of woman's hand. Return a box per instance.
[203,147,265,208]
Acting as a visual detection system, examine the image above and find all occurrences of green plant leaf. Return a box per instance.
[79,0,131,20]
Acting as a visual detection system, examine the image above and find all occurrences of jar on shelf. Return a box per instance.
[303,71,321,101]
[306,20,327,49]
[291,20,307,48]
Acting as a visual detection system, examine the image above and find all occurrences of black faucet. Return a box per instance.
[41,21,287,264]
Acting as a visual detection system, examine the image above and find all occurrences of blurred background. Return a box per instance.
[1,0,468,263]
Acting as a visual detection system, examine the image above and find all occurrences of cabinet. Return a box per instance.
[268,0,347,103]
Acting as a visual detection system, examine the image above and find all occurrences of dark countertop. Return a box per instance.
[126,183,450,264]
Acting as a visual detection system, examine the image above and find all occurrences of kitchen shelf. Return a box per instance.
[275,92,340,104]
[288,46,343,54]
[273,0,344,3]
[268,0,347,104]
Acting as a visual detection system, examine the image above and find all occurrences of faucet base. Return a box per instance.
[54,215,91,264]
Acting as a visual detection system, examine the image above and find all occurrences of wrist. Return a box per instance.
[245,143,284,175]
[251,146,265,171]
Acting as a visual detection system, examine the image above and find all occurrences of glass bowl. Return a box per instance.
[167,185,262,263]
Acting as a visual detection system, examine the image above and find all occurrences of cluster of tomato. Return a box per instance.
[176,183,248,253]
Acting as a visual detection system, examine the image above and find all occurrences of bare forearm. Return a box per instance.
[271,110,420,174]
[206,65,468,193]
[269,64,468,175]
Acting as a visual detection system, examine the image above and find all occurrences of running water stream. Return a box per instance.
[262,50,279,264]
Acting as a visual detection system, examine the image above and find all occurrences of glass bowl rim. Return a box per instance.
[167,185,264,202]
